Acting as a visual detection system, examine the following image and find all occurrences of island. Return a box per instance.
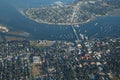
[25,0,120,25]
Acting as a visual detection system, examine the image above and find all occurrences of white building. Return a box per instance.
[33,56,40,63]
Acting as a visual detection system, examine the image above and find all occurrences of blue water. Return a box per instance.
[0,0,120,41]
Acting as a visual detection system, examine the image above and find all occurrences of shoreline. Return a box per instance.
[23,0,120,27]
[24,12,95,26]
[24,9,120,26]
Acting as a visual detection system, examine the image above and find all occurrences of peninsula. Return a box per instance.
[25,0,120,25]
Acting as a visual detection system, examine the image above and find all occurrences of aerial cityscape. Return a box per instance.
[26,0,120,25]
[0,0,120,80]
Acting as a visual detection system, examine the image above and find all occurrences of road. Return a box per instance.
[70,3,80,41]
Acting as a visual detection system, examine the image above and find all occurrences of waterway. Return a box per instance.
[0,0,120,41]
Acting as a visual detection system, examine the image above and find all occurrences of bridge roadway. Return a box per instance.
[70,2,80,42]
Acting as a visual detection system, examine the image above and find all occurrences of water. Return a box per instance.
[79,16,120,38]
[0,0,76,41]
[0,0,120,41]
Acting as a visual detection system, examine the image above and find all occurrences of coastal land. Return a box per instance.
[107,9,120,16]
[0,24,29,42]
[25,0,120,25]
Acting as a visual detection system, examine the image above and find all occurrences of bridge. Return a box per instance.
[70,2,80,42]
